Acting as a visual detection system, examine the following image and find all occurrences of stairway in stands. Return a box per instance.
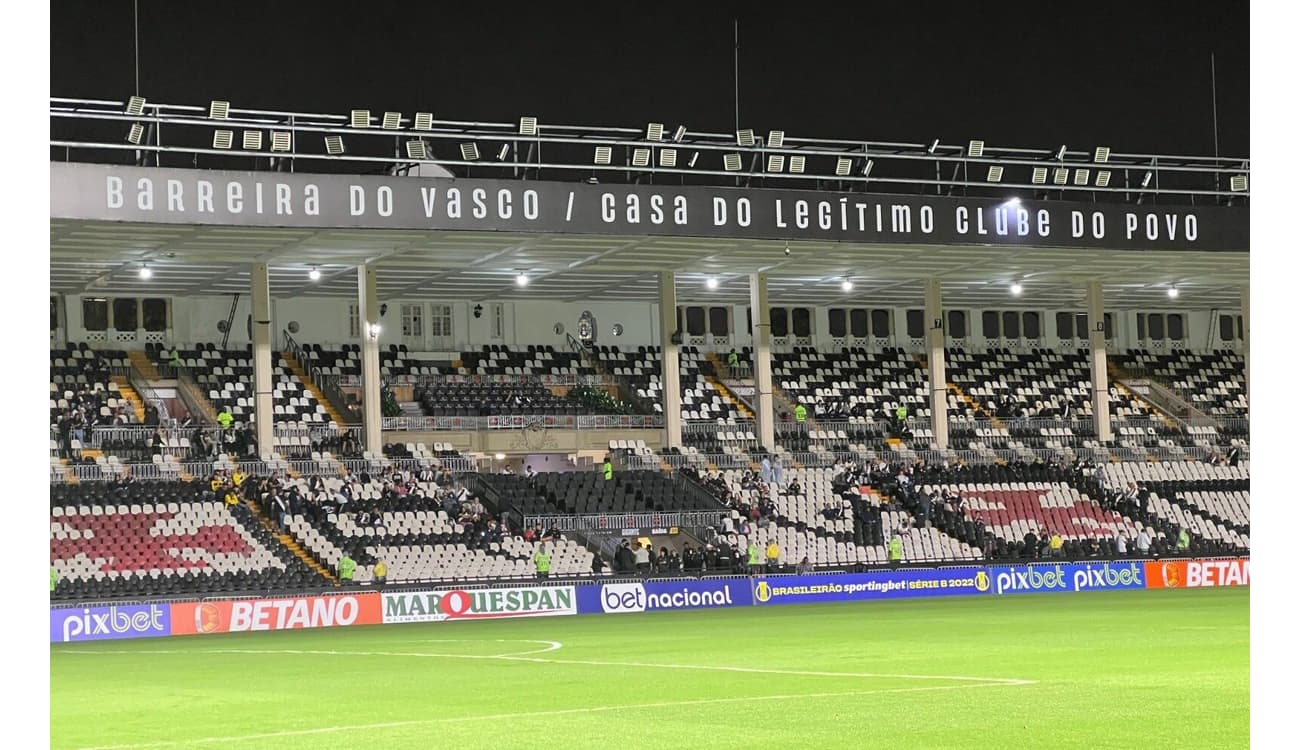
[128,351,161,380]
[281,352,346,427]
[242,496,338,583]
[110,376,146,422]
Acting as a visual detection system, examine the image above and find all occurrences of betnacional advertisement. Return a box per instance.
[50,604,171,643]
[751,568,991,606]
[169,593,382,635]
[578,579,752,615]
[988,561,1147,595]
[382,587,577,624]
[1144,558,1250,589]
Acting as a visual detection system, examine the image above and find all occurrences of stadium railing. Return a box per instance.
[381,414,663,431]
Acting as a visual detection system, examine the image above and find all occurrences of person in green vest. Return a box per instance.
[534,544,552,581]
[794,403,807,423]
[888,534,903,567]
[169,349,181,369]
[338,553,356,584]
[727,349,740,369]
[603,456,613,481]
[373,559,387,587]
[217,408,234,430]
[746,541,761,575]
[50,567,57,593]
[895,404,908,423]
[1176,527,1190,553]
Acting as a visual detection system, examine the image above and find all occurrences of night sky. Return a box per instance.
[51,0,1249,158]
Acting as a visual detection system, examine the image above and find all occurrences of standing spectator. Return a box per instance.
[794,403,808,424]
[338,552,356,584]
[760,455,773,484]
[373,559,388,588]
[591,554,605,576]
[888,533,903,567]
[633,542,650,576]
[534,543,551,581]
[765,539,781,573]
[1136,528,1152,557]
[772,456,784,486]
[603,456,614,481]
[796,556,813,575]
[1176,527,1190,554]
[1115,531,1128,557]
[746,541,761,575]
[1049,532,1064,558]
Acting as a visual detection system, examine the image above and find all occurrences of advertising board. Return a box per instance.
[170,593,382,635]
[50,604,170,643]
[1144,558,1250,589]
[383,586,577,623]
[988,561,1146,595]
[577,579,752,614]
[751,568,991,605]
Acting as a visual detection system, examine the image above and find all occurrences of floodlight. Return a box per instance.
[270,132,291,152]
[835,157,852,177]
[413,112,433,131]
[632,148,651,167]
[125,96,146,116]
[1073,168,1090,186]
[927,139,940,154]
[1096,171,1112,188]
[1167,285,1179,299]
[497,144,510,161]
[1010,281,1023,296]
[968,140,984,157]
[594,146,612,165]
[209,100,229,120]
[1056,145,1068,160]
[723,153,743,171]
[841,278,854,292]
[862,159,874,177]
[1053,167,1069,185]
[767,155,785,173]
[405,140,428,160]
[126,123,144,145]
[1230,175,1248,192]
[688,152,700,168]
[324,136,345,155]
[659,149,677,168]
[460,143,480,161]
[646,122,664,141]
[242,131,263,150]
[706,277,719,290]
[494,452,506,461]
[672,125,687,142]
[516,272,529,287]
[1141,171,1153,189]
[520,116,538,136]
[382,112,402,130]
[308,267,321,281]
[789,155,806,174]
[986,165,1004,183]
[138,265,152,280]
[213,130,234,150]
[736,129,755,147]
[350,110,370,128]
[767,130,785,148]
[1094,146,1110,163]
[1031,167,1048,184]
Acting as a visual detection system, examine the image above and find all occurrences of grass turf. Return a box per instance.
[50,587,1248,749]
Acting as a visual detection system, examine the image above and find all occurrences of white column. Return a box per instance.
[924,279,948,450]
[1087,281,1112,443]
[1241,286,1249,399]
[658,272,683,449]
[250,264,274,459]
[749,273,775,452]
[359,265,383,452]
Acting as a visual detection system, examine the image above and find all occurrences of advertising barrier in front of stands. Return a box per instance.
[170,593,382,635]
[382,586,577,623]
[988,561,1147,595]
[751,567,992,606]
[1144,558,1249,589]
[578,579,753,614]
[51,603,171,642]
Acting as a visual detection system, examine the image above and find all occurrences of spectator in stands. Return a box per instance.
[727,348,740,370]
[1226,444,1241,467]
[1049,532,1064,557]
[682,543,700,572]
[217,407,234,430]
[373,559,387,587]
[603,456,614,481]
[796,556,813,575]
[1136,528,1152,556]
[917,488,932,529]
[615,540,634,573]
[888,533,903,567]
[746,541,761,575]
[1176,527,1190,554]
[772,456,784,486]
[633,542,650,575]
[338,552,356,584]
[765,539,781,573]
[760,455,773,484]
[1114,531,1128,557]
[794,403,808,424]
[534,543,551,580]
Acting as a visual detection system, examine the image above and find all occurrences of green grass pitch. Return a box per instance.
[50,588,1248,749]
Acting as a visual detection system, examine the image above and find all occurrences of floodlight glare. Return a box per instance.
[632,148,651,167]
[213,130,234,150]
[835,157,852,177]
[519,116,539,136]
[497,144,510,161]
[382,112,402,130]
[1095,170,1112,187]
[1167,285,1179,299]
[460,143,480,161]
[594,146,612,165]
[1031,167,1048,185]
[659,148,677,168]
[350,110,370,128]
[736,129,755,147]
[125,96,146,117]
[767,155,785,173]
[515,272,529,287]
[324,135,345,155]
[1094,146,1110,163]
[723,153,743,171]
[126,123,144,145]
[1010,281,1023,296]
[841,278,854,292]
[138,265,152,280]
[413,112,433,131]
[209,100,230,120]
[672,125,687,142]
[788,155,806,174]
[405,140,428,160]
[767,130,785,148]
[968,140,985,157]
[706,277,719,290]
[986,165,1004,183]
[308,267,321,281]
[242,131,262,151]
[646,122,664,141]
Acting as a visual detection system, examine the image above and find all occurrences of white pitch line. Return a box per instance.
[71,681,1030,750]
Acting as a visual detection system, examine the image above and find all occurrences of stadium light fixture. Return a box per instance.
[208,100,229,120]
[834,157,852,177]
[1073,168,1090,186]
[125,96,146,117]
[688,151,700,168]
[138,264,152,280]
[767,130,785,148]
[496,144,510,161]
[1031,167,1048,185]
[1095,170,1112,188]
[494,452,506,461]
[659,149,677,168]
[126,123,144,145]
[632,148,651,167]
[736,129,756,147]
[1052,167,1069,185]
[382,112,402,130]
[515,272,529,287]
[213,130,234,150]
[841,278,854,292]
[520,116,539,136]
[767,155,785,173]
[706,276,719,290]
[986,165,1004,183]
[862,159,874,178]
[1167,285,1179,299]
[672,125,687,142]
[460,143,481,161]
[789,155,806,174]
[1056,145,1068,160]
[967,140,984,158]
[1141,171,1153,189]
[1001,197,1022,208]
[308,267,321,281]
[242,131,262,150]
[723,153,743,171]
[927,139,940,154]
[350,110,370,128]
[324,135,345,155]
[405,140,428,160]
[594,146,612,165]
[270,132,292,153]
[367,323,382,338]
[413,112,433,131]
[1230,175,1248,192]
[1009,280,1023,297]
[1094,146,1110,163]
[646,122,664,141]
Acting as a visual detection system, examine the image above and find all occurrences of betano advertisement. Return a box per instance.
[751,567,992,605]
[382,586,577,623]
[1144,558,1250,589]
[988,561,1147,595]
[170,593,382,635]
[578,579,753,614]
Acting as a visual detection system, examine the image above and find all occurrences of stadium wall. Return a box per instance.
[49,557,1248,643]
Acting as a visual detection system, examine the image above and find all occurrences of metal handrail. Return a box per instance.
[381,414,664,431]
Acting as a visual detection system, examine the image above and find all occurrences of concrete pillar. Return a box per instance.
[749,273,776,452]
[1241,286,1249,399]
[658,272,683,449]
[358,265,383,452]
[924,279,948,450]
[250,264,274,459]
[1087,281,1112,443]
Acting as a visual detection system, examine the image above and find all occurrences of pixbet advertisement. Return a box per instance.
[988,561,1147,595]
[751,567,991,606]
[50,604,170,643]
[170,593,382,635]
[382,586,577,623]
[1144,558,1250,589]
[577,579,753,615]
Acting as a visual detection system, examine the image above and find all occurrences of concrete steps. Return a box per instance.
[128,351,161,380]
[281,352,346,427]
[110,376,146,422]
[242,496,337,584]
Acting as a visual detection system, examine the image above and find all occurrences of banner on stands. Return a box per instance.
[170,593,382,635]
[578,579,753,615]
[1145,558,1250,589]
[752,567,991,605]
[382,586,576,623]
[988,561,1147,595]
[50,604,171,643]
